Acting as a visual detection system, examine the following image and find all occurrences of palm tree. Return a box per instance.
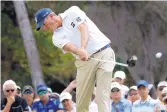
[13,1,45,92]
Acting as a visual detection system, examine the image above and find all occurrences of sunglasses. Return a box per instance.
[6,89,15,92]
[159,87,165,91]
[24,90,32,95]
[111,88,120,92]
[38,90,47,96]
[129,93,138,96]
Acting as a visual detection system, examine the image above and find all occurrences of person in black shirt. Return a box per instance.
[1,80,29,112]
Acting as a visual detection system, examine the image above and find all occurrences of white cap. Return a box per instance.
[114,71,126,80]
[129,86,137,91]
[157,81,167,88]
[16,85,21,90]
[111,82,121,90]
[60,92,72,102]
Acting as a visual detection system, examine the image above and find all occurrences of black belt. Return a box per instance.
[93,44,110,54]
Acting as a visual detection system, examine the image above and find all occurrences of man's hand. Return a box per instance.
[78,48,88,61]
[7,96,15,105]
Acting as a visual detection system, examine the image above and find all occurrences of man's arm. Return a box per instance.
[2,103,12,112]
[62,80,76,93]
[63,42,88,61]
[78,23,89,49]
[2,97,15,112]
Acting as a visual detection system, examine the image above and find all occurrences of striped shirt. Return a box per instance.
[132,96,158,112]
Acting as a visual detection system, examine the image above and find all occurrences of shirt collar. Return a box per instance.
[59,13,66,20]
[139,95,151,103]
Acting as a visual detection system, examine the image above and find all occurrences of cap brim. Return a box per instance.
[36,20,44,31]
[137,84,147,88]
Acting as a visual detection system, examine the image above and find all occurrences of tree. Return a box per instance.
[13,1,45,91]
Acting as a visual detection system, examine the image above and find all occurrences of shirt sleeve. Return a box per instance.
[31,102,38,111]
[124,101,132,112]
[66,6,86,28]
[1,99,6,110]
[52,29,70,50]
[21,98,29,111]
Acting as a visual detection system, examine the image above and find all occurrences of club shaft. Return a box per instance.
[89,58,128,67]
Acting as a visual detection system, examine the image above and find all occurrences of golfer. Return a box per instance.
[35,6,115,112]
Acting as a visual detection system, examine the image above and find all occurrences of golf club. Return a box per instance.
[89,55,137,67]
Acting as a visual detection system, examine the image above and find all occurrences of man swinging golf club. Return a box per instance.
[35,6,116,112]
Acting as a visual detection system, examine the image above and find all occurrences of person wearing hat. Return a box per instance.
[1,80,29,112]
[22,85,35,109]
[110,82,132,112]
[31,84,64,112]
[113,71,129,98]
[35,5,115,112]
[162,87,167,105]
[60,92,76,112]
[127,86,140,103]
[156,81,167,103]
[16,85,22,97]
[132,80,158,112]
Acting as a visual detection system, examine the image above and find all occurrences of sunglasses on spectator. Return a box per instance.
[111,88,120,92]
[24,90,33,94]
[129,93,138,96]
[38,90,47,95]
[159,87,165,91]
[6,89,15,92]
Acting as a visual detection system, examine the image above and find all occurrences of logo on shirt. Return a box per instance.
[71,22,75,28]
[76,17,81,22]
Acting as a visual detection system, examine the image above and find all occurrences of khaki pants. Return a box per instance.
[75,47,115,112]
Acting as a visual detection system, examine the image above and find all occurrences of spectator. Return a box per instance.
[162,87,167,110]
[49,92,60,100]
[1,80,29,112]
[113,71,129,98]
[132,80,158,112]
[110,82,132,112]
[60,92,76,112]
[47,88,53,93]
[127,86,140,104]
[16,85,22,97]
[32,84,64,112]
[156,81,167,102]
[22,85,35,109]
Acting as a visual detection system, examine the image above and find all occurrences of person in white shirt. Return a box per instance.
[127,86,140,104]
[155,81,167,112]
[35,6,115,112]
[132,80,158,112]
[162,87,167,106]
[113,71,129,98]
[60,92,76,112]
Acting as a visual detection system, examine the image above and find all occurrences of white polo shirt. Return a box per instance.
[52,6,110,59]
[132,96,158,112]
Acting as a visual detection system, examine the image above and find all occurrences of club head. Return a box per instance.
[127,55,137,67]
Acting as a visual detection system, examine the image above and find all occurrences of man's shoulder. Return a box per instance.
[65,6,81,14]
[133,99,140,106]
[149,98,159,104]
[122,98,132,105]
